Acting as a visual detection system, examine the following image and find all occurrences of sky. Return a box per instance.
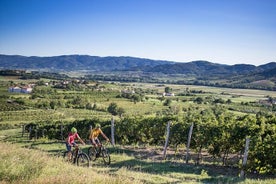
[0,0,276,66]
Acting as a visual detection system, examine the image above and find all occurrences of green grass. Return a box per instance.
[1,79,276,183]
[0,142,144,184]
[1,128,275,184]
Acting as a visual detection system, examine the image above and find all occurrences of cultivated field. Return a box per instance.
[1,77,275,183]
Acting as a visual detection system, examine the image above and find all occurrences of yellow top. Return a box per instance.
[89,128,102,139]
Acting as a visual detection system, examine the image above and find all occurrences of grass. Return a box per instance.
[1,80,276,183]
[0,141,225,184]
[1,128,276,184]
[0,142,144,184]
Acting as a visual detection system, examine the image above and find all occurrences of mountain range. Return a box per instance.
[0,54,170,72]
[0,54,275,90]
[0,54,275,75]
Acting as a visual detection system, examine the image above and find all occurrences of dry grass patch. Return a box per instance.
[0,142,142,184]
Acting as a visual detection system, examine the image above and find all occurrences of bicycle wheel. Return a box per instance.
[62,151,71,162]
[101,148,111,165]
[77,153,90,167]
[88,147,97,161]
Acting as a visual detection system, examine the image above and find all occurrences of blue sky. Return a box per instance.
[0,0,275,65]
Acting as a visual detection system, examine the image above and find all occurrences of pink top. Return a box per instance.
[67,132,79,144]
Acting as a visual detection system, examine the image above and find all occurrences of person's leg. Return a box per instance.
[95,138,101,155]
[66,143,72,160]
[90,138,99,157]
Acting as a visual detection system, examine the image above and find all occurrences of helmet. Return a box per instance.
[95,123,101,128]
[71,127,77,133]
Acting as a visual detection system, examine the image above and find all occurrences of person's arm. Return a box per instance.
[89,130,93,140]
[100,129,109,142]
[76,134,85,145]
[91,138,97,146]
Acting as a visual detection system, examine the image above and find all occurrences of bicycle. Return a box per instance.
[88,142,111,165]
[63,145,90,167]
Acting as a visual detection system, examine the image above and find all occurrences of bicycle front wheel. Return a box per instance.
[88,147,97,161]
[77,153,90,167]
[101,148,111,165]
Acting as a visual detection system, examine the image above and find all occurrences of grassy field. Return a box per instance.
[1,128,275,184]
[1,81,275,126]
[1,78,276,183]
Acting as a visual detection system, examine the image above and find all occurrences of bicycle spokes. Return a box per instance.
[77,153,90,167]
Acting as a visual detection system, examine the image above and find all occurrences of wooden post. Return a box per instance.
[88,125,93,144]
[35,129,38,140]
[240,137,250,178]
[163,121,171,159]
[186,122,194,164]
[29,126,32,140]
[60,125,64,140]
[22,124,25,137]
[111,116,115,146]
[90,125,93,131]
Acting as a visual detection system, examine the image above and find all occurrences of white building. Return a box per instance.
[8,86,32,93]
[21,87,33,93]
[163,92,175,97]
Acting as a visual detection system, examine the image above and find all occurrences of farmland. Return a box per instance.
[0,75,276,183]
[1,77,275,126]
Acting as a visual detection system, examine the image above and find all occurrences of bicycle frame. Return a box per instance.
[88,142,111,165]
[63,146,90,167]
[72,147,79,163]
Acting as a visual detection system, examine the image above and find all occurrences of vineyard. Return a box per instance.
[0,75,276,181]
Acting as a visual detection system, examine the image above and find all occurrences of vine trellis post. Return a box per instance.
[29,126,32,140]
[60,125,64,140]
[21,124,25,137]
[89,125,93,131]
[185,122,194,164]
[163,121,171,159]
[111,116,115,146]
[240,137,250,178]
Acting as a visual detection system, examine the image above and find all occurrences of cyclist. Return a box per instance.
[66,127,85,160]
[89,123,109,150]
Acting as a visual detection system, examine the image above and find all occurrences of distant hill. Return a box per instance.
[0,54,172,71]
[0,54,275,90]
[1,54,275,74]
[260,67,276,77]
[147,60,276,76]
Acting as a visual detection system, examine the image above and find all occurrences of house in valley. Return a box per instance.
[8,86,33,93]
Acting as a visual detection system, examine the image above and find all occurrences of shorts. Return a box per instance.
[66,142,76,151]
[90,137,100,145]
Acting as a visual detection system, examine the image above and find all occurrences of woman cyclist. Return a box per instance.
[66,127,85,160]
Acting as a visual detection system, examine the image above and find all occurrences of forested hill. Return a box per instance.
[0,54,275,77]
[0,54,172,71]
[147,60,276,76]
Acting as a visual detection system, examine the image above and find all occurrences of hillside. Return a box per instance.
[0,54,172,72]
[147,61,276,76]
[1,54,275,74]
[0,54,275,90]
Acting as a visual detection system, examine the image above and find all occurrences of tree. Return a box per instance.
[194,97,204,104]
[117,107,125,117]
[50,100,57,109]
[107,102,118,116]
[165,87,172,93]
